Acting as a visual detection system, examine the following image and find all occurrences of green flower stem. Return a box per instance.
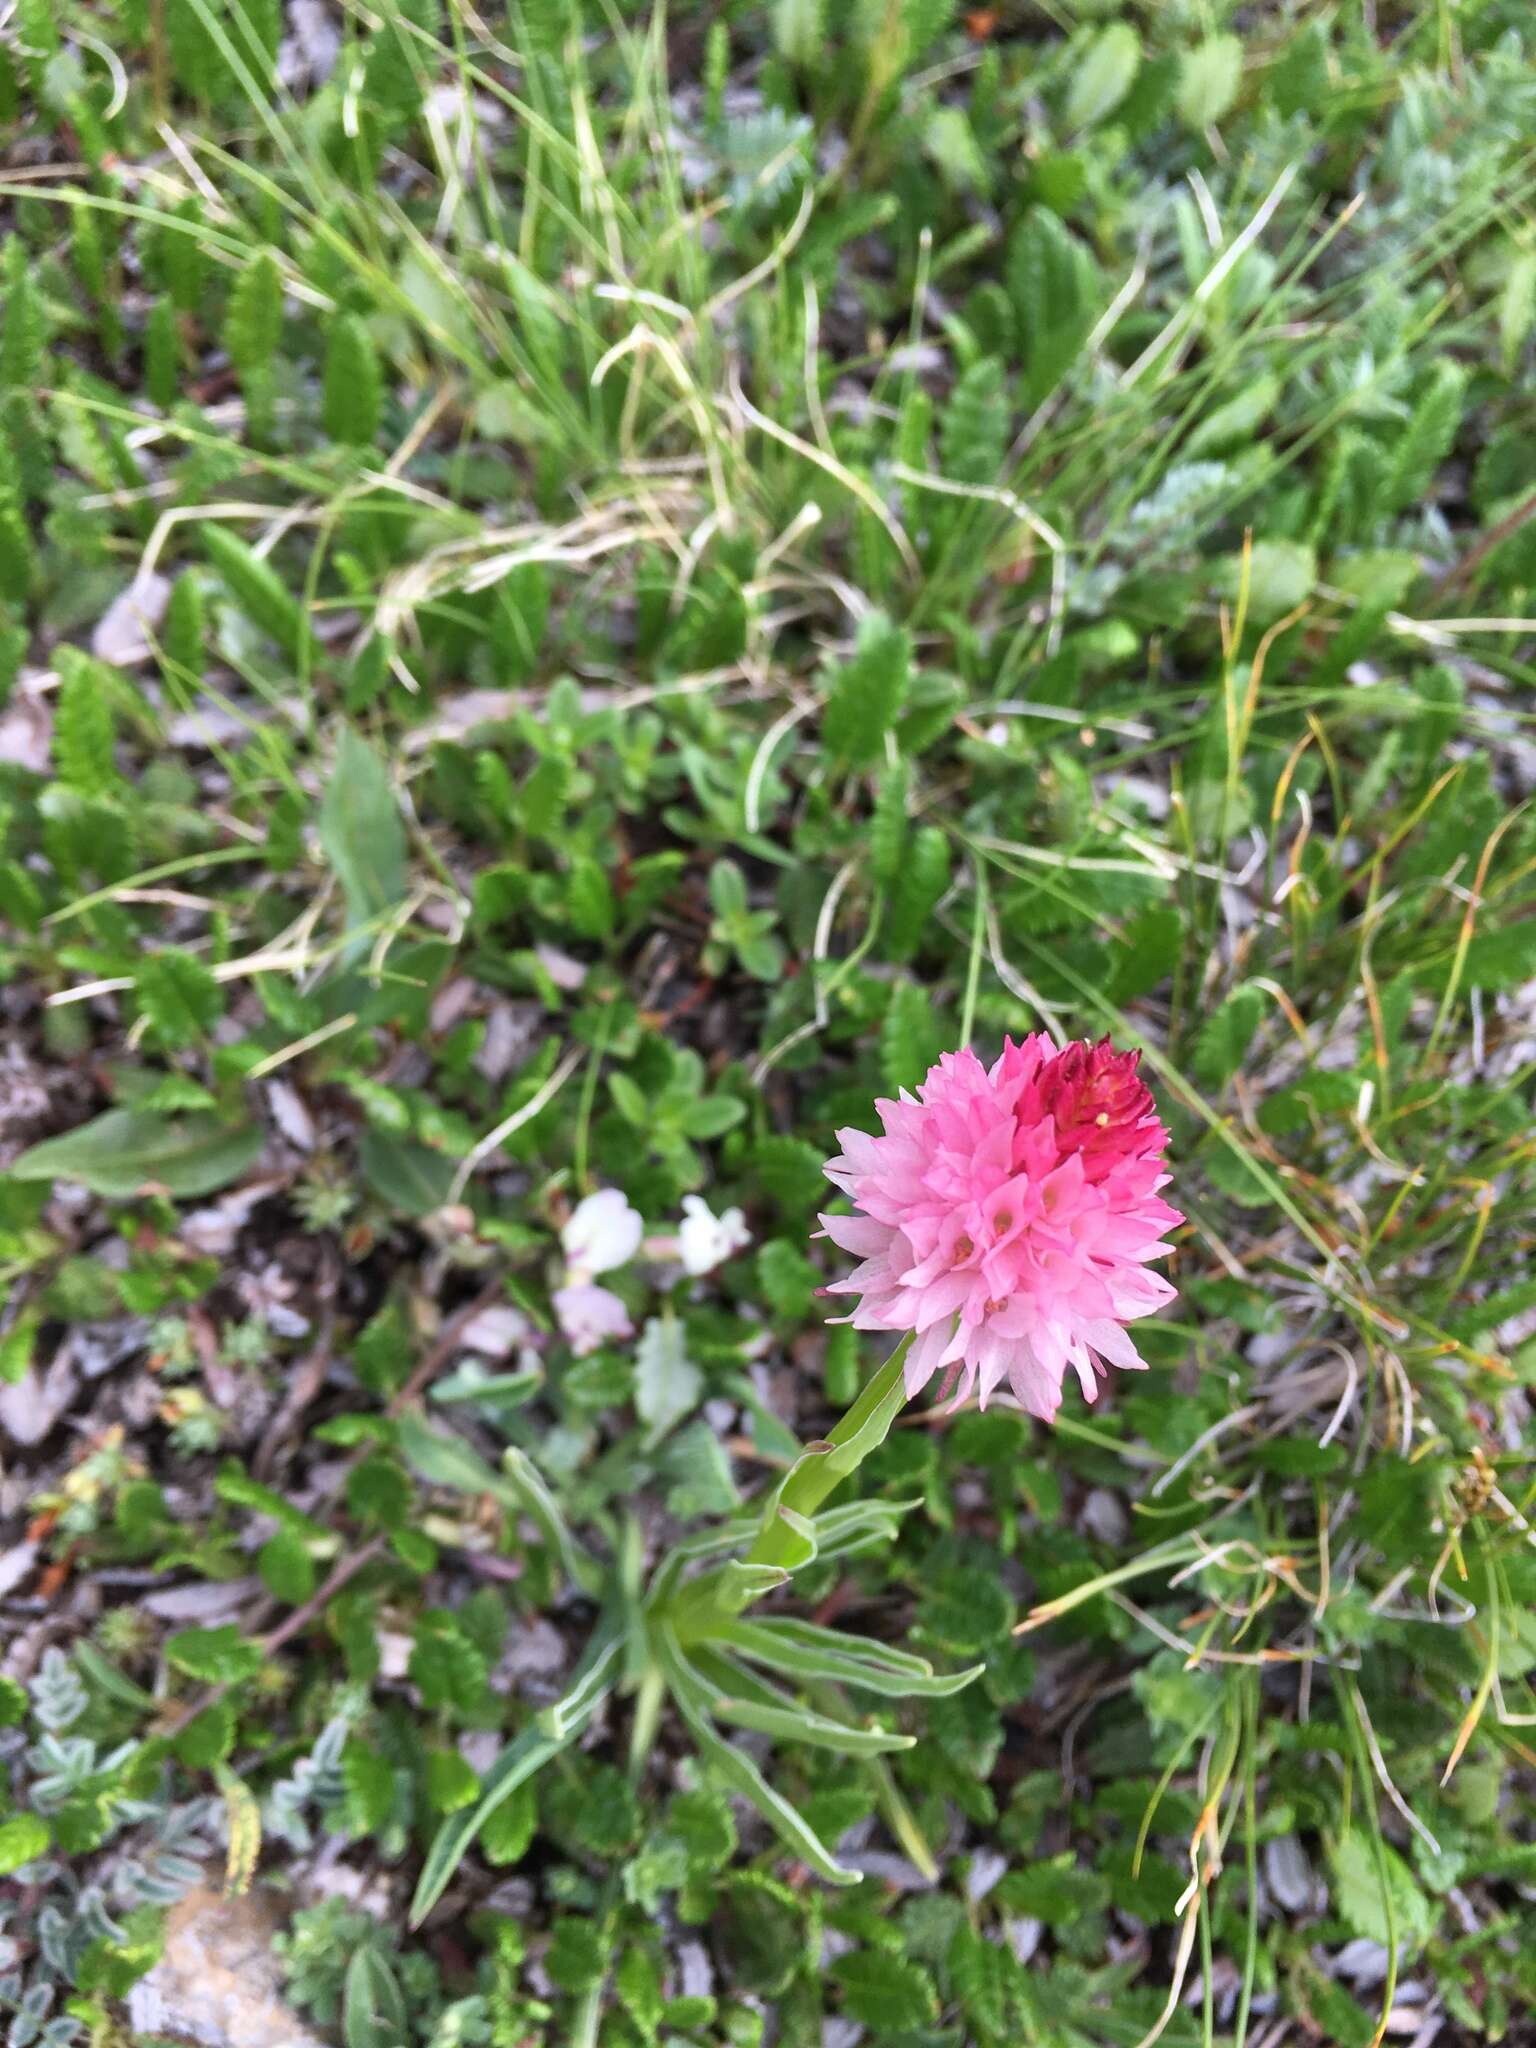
[658,1338,914,1645]
[745,1335,914,1569]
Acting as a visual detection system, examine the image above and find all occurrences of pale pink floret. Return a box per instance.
[820,1036,1182,1420]
[552,1282,634,1357]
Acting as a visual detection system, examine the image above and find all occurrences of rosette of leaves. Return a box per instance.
[400,1417,978,1922]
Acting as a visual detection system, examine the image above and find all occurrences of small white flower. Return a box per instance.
[677,1194,752,1277]
[562,1188,643,1279]
[553,1283,633,1357]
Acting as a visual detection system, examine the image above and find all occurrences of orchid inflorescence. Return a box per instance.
[412,1036,1180,1919]
[823,1034,1182,1419]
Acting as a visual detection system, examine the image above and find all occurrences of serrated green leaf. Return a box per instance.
[997,1851,1108,1923]
[946,1923,1016,2034]
[0,237,47,390]
[751,1135,826,1213]
[885,825,951,963]
[481,1777,537,1865]
[324,313,385,447]
[545,1917,606,1993]
[902,0,954,58]
[880,979,945,1094]
[0,496,36,603]
[201,522,319,664]
[52,648,117,795]
[1433,919,1536,993]
[1007,211,1098,404]
[939,356,1008,486]
[712,1872,806,1994]
[1383,359,1466,512]
[1192,984,1263,1089]
[869,760,909,884]
[339,1740,394,1839]
[1330,1828,1434,1951]
[1449,1275,1536,1343]
[756,1239,819,1323]
[224,250,284,378]
[165,1624,262,1683]
[566,856,614,939]
[616,1944,664,2036]
[832,1950,937,2031]
[257,1528,316,1604]
[550,1760,642,1855]
[135,949,224,1048]
[520,752,568,839]
[1271,18,1329,119]
[144,296,182,410]
[822,611,911,767]
[426,1749,480,1813]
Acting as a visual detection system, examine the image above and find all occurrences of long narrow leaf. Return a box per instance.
[655,1626,864,1886]
[410,1626,621,1925]
[718,1619,982,1700]
[543,1630,624,1739]
[738,1615,944,1676]
[806,1498,919,1559]
[688,1648,914,1757]
[500,1447,603,1595]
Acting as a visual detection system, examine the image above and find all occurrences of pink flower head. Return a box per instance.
[820,1036,1182,1420]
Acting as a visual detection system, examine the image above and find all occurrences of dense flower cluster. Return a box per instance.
[821,1036,1181,1419]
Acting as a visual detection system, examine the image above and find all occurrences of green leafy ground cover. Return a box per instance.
[2,2,1536,2043]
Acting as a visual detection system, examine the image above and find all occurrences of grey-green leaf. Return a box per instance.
[398,1410,509,1498]
[11,1110,262,1199]
[634,1316,703,1443]
[319,727,408,939]
[358,1130,454,1215]
[1065,22,1140,131]
[1178,35,1244,130]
